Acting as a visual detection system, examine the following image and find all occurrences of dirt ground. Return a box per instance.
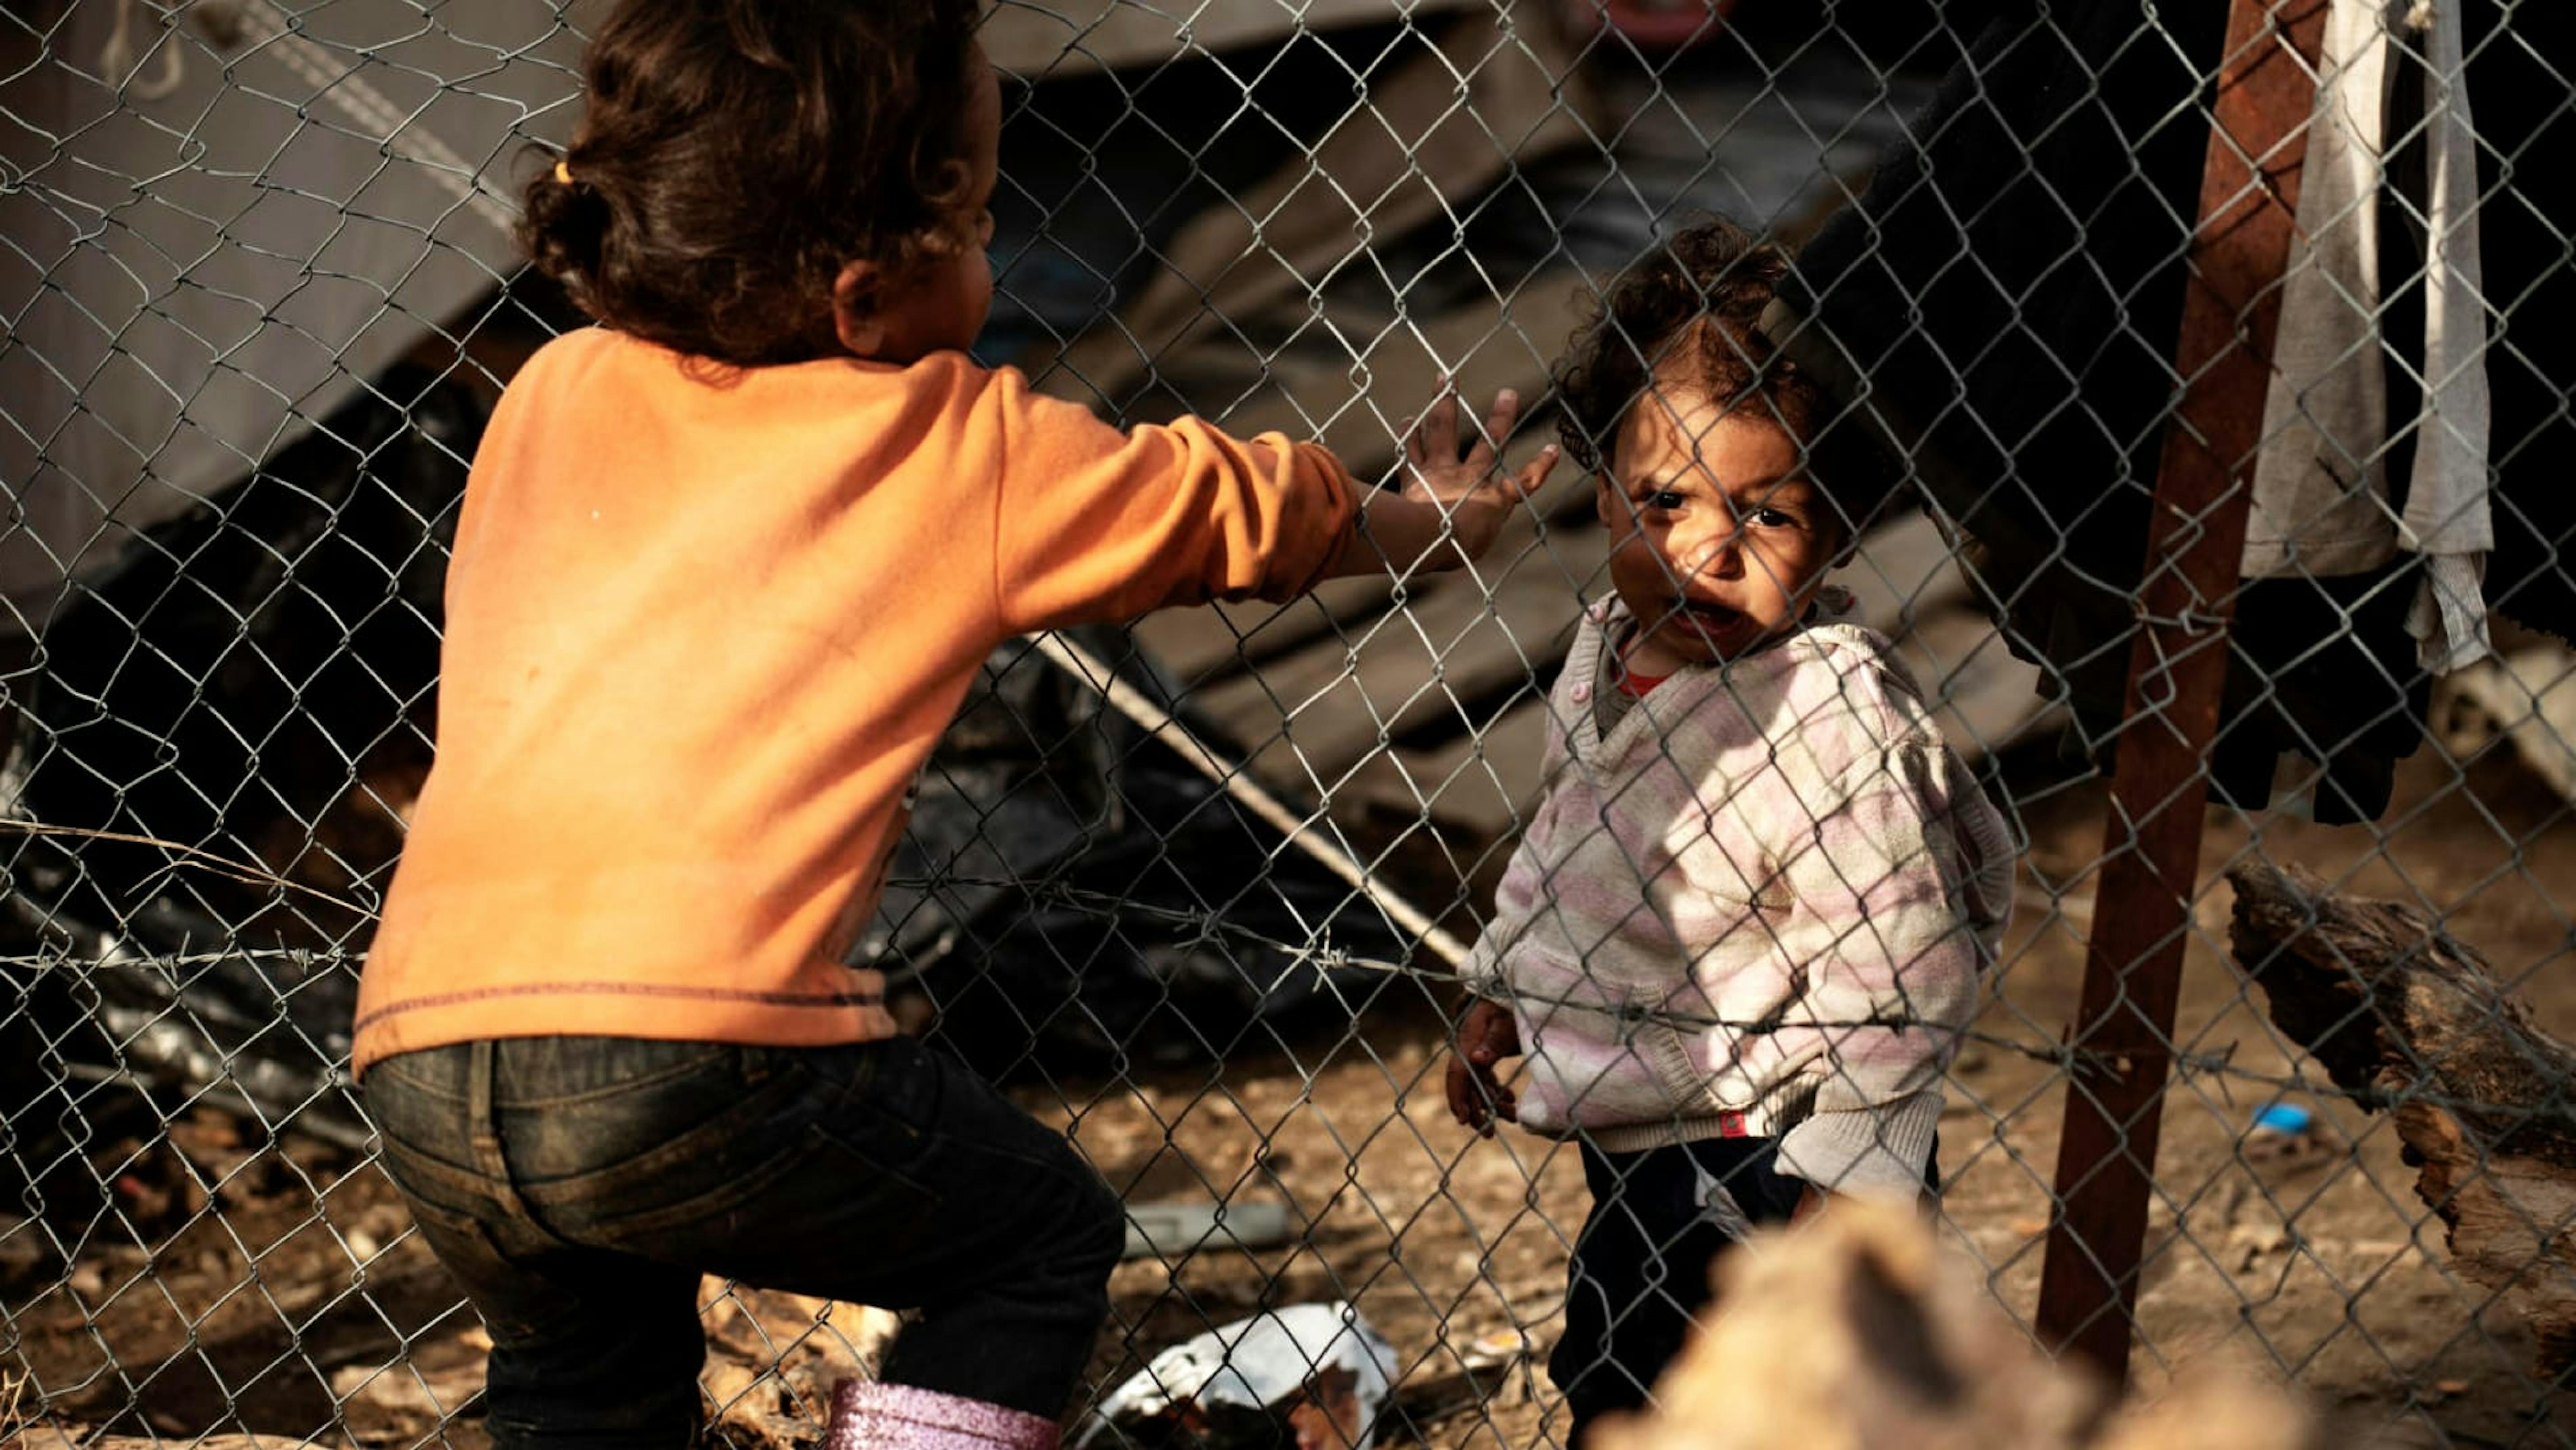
[7,732,2574,1450]
[1056,737,2576,1450]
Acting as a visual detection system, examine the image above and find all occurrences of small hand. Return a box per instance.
[1403,387,1560,564]
[1444,997,1522,1136]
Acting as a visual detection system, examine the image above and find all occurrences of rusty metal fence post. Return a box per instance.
[2033,0,2329,1382]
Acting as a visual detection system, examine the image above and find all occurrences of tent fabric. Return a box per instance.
[1772,0,2571,823]
[1,0,580,628]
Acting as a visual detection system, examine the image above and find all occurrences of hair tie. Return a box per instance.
[553,157,575,186]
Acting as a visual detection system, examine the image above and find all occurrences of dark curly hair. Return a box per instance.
[1555,219,1872,537]
[519,0,984,366]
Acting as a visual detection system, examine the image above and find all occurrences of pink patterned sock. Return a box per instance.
[825,1379,1062,1450]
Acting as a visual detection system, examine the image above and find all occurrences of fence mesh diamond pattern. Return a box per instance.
[5,1,2574,1447]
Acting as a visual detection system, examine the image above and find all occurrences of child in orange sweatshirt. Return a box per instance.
[352,4,1556,1447]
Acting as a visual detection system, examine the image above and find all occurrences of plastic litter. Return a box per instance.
[1078,1302,1395,1450]
[2243,1101,2328,1171]
[2251,1102,2313,1136]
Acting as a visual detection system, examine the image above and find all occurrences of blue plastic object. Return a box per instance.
[2252,1102,2314,1136]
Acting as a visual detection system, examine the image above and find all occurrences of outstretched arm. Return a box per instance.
[1323,388,1560,579]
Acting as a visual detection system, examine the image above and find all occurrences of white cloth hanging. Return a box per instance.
[2241,0,2491,673]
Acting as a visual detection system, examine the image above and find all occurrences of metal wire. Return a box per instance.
[5,2,2573,1448]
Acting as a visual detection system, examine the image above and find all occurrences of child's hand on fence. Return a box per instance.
[1401,386,1559,563]
[1446,997,1522,1136]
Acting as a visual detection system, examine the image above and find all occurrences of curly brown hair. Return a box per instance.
[1555,218,1870,535]
[519,0,984,367]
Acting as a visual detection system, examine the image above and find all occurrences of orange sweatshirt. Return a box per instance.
[351,329,1358,1074]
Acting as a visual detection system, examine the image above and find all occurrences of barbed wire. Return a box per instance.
[0,860,2512,1126]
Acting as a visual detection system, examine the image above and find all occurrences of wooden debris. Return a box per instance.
[1030,0,1597,466]
[1589,1203,2310,1450]
[2225,858,2576,1379]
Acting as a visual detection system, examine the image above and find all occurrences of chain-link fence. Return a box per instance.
[5,0,2573,1446]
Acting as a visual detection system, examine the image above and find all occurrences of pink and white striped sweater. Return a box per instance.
[1460,601,2015,1198]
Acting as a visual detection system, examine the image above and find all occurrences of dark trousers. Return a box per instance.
[363,1034,1125,1450]
[1546,1138,1816,1450]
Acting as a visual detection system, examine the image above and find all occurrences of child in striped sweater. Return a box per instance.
[1444,220,2015,1448]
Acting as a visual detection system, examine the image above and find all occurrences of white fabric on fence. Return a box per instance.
[2241,0,2491,673]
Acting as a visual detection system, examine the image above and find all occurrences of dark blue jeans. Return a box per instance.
[363,1034,1125,1450]
[1548,1136,1937,1450]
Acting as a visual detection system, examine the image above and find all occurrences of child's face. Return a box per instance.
[1596,390,1837,670]
[836,55,1001,362]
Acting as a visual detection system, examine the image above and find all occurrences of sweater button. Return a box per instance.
[1570,682,1592,703]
